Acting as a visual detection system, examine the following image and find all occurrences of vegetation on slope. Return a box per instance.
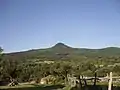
[0,43,120,87]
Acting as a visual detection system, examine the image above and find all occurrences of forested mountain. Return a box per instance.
[3,43,120,61]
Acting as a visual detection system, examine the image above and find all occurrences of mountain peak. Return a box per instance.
[52,43,71,49]
[55,42,66,46]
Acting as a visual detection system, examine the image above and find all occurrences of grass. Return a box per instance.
[62,85,72,90]
[0,82,120,90]
[0,84,65,90]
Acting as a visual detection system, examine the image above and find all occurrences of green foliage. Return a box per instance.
[3,43,120,62]
[1,43,120,84]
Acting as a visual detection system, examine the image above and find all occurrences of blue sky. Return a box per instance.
[0,0,120,52]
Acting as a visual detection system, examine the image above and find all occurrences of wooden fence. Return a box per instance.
[67,72,119,90]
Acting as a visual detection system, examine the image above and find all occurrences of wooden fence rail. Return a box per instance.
[67,72,117,90]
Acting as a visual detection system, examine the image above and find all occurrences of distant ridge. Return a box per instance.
[5,43,120,54]
[3,43,120,61]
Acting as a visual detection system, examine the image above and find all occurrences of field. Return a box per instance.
[0,82,120,90]
[0,84,65,90]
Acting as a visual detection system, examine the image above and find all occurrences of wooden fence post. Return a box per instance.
[108,72,112,90]
[94,72,97,86]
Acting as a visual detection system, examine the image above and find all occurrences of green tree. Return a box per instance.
[0,47,4,81]
[0,47,3,61]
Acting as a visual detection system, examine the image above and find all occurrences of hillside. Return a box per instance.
[1,43,120,85]
[4,43,120,60]
[3,43,120,61]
